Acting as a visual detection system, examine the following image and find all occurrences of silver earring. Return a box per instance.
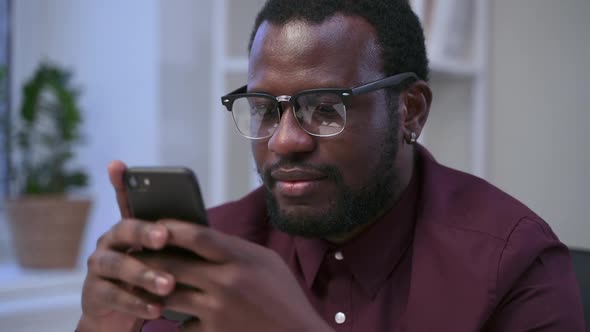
[409,132,417,144]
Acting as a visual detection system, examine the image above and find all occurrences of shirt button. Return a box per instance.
[335,312,346,324]
[334,251,344,260]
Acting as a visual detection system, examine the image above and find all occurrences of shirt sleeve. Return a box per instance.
[140,319,180,332]
[483,217,586,331]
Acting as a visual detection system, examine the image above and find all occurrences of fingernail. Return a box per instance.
[146,303,159,316]
[155,276,169,293]
[150,228,165,243]
[144,270,156,281]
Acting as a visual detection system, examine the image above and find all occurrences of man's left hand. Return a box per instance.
[138,219,333,332]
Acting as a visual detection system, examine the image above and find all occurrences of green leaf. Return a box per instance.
[64,171,88,189]
[11,61,89,195]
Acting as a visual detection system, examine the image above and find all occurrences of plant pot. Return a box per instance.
[5,196,92,269]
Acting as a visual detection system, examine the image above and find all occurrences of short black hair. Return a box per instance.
[248,0,429,82]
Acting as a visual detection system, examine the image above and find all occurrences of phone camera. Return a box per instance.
[128,176,138,188]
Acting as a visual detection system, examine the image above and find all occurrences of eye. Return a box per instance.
[249,103,275,116]
[314,103,338,113]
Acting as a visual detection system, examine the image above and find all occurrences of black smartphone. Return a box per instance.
[124,166,208,323]
[125,166,208,226]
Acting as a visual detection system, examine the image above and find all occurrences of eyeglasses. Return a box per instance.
[220,72,418,139]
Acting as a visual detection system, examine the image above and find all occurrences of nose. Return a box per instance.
[267,103,316,156]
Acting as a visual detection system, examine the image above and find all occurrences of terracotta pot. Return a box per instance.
[5,196,92,268]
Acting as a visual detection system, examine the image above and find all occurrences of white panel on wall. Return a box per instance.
[490,0,590,249]
[425,76,473,173]
[159,0,214,206]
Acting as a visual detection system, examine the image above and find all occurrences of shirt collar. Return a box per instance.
[293,168,420,298]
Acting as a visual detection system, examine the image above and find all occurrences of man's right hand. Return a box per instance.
[76,161,176,332]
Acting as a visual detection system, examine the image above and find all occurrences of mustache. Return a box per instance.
[261,160,342,187]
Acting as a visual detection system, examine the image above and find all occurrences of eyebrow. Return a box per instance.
[245,87,276,95]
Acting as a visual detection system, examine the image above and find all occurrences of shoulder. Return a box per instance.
[483,216,586,330]
[414,148,585,328]
[417,149,565,275]
[417,148,542,241]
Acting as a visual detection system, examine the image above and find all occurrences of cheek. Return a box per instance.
[346,92,393,138]
[328,131,386,188]
[251,140,267,171]
[333,106,396,186]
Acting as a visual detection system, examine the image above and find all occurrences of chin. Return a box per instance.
[263,180,365,237]
[278,204,329,220]
[269,203,350,238]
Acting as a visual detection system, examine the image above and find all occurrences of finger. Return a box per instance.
[86,276,163,320]
[159,219,242,263]
[163,287,211,322]
[87,249,175,296]
[108,160,132,218]
[179,319,203,332]
[179,318,203,332]
[137,251,215,291]
[98,218,169,251]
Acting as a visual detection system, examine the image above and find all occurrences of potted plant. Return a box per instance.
[5,62,91,269]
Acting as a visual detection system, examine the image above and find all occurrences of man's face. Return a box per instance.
[248,15,403,238]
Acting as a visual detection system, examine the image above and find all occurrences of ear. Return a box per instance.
[399,81,432,141]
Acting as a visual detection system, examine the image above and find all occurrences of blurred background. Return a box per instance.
[0,0,588,331]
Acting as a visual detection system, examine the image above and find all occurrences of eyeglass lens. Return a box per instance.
[231,92,346,139]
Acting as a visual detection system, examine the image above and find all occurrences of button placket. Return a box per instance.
[324,250,352,330]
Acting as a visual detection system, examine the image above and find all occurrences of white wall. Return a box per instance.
[10,0,162,263]
[489,0,590,249]
[2,2,215,330]
[7,0,220,266]
[159,0,214,206]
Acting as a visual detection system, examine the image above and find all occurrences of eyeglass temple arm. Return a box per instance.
[227,85,248,95]
[221,85,248,111]
[351,72,418,95]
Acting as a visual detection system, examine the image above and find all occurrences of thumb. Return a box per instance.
[108,160,131,218]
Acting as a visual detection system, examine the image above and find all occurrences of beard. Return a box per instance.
[259,110,401,238]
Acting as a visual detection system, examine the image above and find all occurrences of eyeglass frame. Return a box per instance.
[220,71,418,139]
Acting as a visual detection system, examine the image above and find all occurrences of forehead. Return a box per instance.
[248,14,383,91]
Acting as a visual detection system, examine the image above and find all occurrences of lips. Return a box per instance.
[270,168,327,197]
[271,168,326,182]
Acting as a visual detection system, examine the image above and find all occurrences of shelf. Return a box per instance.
[0,264,84,331]
[0,264,85,314]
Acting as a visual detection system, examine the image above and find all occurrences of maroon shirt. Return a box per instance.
[143,146,585,331]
